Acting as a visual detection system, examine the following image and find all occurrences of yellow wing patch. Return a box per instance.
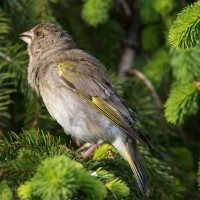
[58,62,145,144]
[78,94,144,143]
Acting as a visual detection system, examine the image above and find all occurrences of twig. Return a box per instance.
[0,50,25,75]
[118,0,132,16]
[0,51,16,65]
[128,69,162,108]
[0,50,42,129]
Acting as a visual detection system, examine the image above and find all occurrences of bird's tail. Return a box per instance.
[125,141,150,197]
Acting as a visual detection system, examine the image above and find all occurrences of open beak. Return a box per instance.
[19,30,33,44]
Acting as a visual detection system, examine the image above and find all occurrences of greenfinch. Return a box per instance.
[20,23,150,196]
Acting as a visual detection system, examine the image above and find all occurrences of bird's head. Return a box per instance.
[19,23,75,58]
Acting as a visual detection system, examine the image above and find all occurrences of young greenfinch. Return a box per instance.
[20,23,150,196]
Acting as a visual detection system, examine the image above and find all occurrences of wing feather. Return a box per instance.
[58,59,150,146]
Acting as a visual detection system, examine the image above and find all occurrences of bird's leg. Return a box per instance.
[82,140,103,159]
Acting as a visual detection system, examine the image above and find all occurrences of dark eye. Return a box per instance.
[36,31,41,36]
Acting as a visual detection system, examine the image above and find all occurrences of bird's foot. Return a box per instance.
[82,143,100,159]
[82,140,103,159]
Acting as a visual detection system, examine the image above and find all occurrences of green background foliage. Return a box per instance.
[0,0,199,199]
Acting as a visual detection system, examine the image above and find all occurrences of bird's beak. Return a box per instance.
[19,30,33,44]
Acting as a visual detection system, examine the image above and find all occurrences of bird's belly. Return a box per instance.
[40,87,121,144]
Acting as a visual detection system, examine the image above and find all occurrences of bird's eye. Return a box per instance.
[36,31,41,36]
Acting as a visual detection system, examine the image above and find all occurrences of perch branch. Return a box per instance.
[0,51,16,65]
[128,69,162,108]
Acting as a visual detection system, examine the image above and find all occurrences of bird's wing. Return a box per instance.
[57,56,149,146]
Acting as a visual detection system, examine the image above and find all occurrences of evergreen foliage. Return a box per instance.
[165,83,199,125]
[165,2,200,125]
[169,2,200,49]
[138,1,157,24]
[0,130,184,200]
[142,48,170,90]
[82,0,113,27]
[0,72,15,126]
[0,0,199,199]
[170,46,200,82]
[0,181,13,200]
[18,156,106,200]
[154,0,175,16]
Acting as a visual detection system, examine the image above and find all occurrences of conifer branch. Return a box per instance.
[128,69,162,108]
[169,2,200,49]
[0,51,16,66]
[0,169,34,179]
[164,83,199,124]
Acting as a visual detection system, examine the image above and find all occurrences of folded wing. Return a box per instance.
[57,52,150,146]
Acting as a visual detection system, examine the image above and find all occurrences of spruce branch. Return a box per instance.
[0,169,34,180]
[143,48,170,90]
[0,71,15,126]
[92,144,117,161]
[170,45,200,82]
[169,2,200,49]
[139,0,159,24]
[105,178,130,198]
[81,0,113,27]
[164,82,199,125]
[18,156,107,200]
[0,51,16,66]
[0,181,13,200]
[154,0,175,16]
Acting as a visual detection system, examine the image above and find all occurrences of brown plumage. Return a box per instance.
[20,23,150,196]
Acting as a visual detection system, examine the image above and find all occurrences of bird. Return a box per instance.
[19,23,150,196]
